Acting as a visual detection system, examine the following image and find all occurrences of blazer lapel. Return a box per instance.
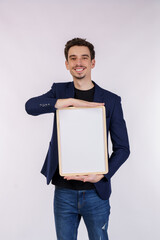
[92,81,104,103]
[65,81,75,98]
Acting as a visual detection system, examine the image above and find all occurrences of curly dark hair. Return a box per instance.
[64,38,95,61]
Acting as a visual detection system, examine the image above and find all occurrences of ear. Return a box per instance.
[91,59,95,69]
[65,60,69,70]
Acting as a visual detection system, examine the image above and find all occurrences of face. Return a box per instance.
[65,46,95,80]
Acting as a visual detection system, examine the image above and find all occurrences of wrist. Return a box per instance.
[100,174,104,180]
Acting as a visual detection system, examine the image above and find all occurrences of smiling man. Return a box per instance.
[25,38,130,240]
[66,45,95,81]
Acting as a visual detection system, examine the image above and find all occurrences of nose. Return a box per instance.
[75,58,82,66]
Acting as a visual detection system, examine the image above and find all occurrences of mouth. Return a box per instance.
[74,67,86,73]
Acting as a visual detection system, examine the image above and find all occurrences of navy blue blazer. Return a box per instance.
[25,81,130,200]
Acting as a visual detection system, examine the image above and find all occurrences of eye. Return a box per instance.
[71,58,76,60]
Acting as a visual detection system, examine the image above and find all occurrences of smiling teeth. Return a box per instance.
[76,68,83,72]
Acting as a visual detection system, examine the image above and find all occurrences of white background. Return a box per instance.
[0,0,160,239]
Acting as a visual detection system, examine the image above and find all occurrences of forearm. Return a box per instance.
[55,98,105,109]
[25,96,104,116]
[25,91,58,116]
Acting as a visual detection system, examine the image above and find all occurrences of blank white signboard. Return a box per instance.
[56,106,108,176]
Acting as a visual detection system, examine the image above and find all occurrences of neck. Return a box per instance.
[73,78,94,90]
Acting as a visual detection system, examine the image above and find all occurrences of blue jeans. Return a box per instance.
[54,187,110,240]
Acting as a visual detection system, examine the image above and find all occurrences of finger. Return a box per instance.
[84,102,105,107]
[83,174,97,182]
[83,176,92,182]
[64,175,87,178]
[64,176,85,181]
[64,175,81,179]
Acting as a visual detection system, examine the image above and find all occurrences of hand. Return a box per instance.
[64,174,104,183]
[55,98,105,109]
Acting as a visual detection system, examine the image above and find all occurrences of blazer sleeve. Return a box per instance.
[25,83,58,116]
[104,96,130,181]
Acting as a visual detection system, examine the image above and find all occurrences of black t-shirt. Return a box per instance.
[52,84,95,190]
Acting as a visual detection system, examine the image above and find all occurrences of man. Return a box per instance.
[25,38,130,240]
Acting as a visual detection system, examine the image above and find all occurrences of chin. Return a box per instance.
[73,74,86,80]
[75,76,85,80]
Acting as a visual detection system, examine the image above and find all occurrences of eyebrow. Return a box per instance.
[81,54,89,57]
[69,54,90,58]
